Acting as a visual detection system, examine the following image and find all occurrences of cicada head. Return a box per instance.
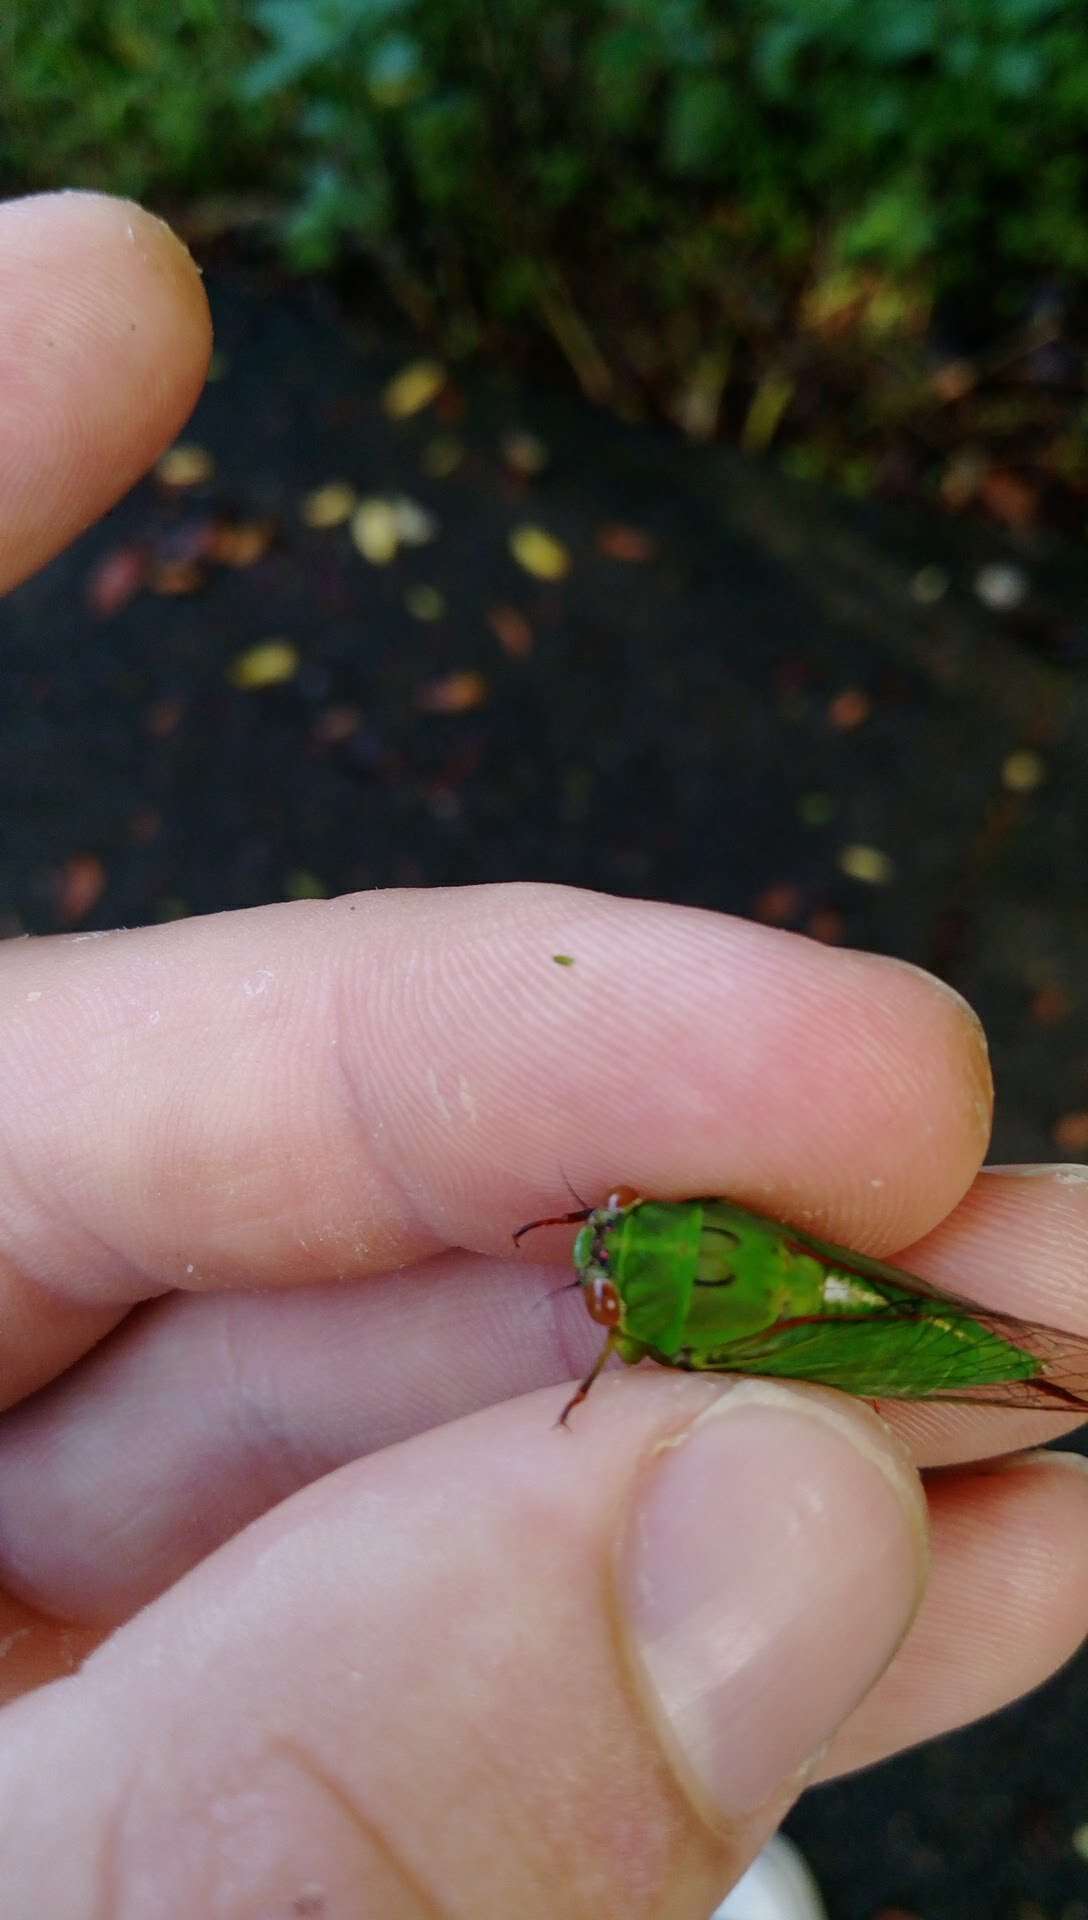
[513,1186,642,1330]
[572,1187,640,1329]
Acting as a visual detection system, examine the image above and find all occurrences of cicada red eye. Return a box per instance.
[605,1185,640,1212]
[586,1277,621,1329]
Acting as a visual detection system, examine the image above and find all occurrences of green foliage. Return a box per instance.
[4,0,1088,399]
[0,4,275,200]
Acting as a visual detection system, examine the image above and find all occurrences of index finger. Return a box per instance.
[0,191,211,592]
[0,884,991,1404]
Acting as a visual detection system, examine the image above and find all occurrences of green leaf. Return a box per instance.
[751,20,812,99]
[404,92,483,207]
[991,44,1044,97]
[366,33,424,107]
[589,23,660,133]
[532,145,587,208]
[862,1,935,63]
[244,0,413,96]
[283,157,391,268]
[839,180,935,267]
[663,72,735,175]
[991,0,1063,24]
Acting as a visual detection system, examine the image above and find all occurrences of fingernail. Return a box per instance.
[618,1383,927,1829]
[882,959,992,1143]
[985,1446,1088,1477]
[117,200,205,297]
[981,1163,1088,1186]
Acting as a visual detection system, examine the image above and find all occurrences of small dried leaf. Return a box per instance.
[284,870,327,900]
[979,468,1038,530]
[827,688,871,731]
[417,670,489,715]
[351,499,400,565]
[129,808,161,847]
[302,482,357,529]
[56,854,106,926]
[156,444,215,488]
[838,844,895,886]
[405,584,446,622]
[435,383,467,426]
[672,347,731,440]
[509,524,571,582]
[940,451,984,510]
[805,907,845,944]
[147,559,206,597]
[391,496,438,546]
[209,518,276,568]
[228,640,300,691]
[753,883,803,925]
[974,562,1028,612]
[596,523,658,563]
[312,705,362,745]
[86,545,146,617]
[420,436,464,479]
[910,564,949,605]
[487,604,534,658]
[1002,748,1046,793]
[501,430,549,477]
[741,371,794,453]
[382,360,447,420]
[1052,1111,1088,1155]
[145,697,186,739]
[1030,984,1072,1027]
[931,359,976,403]
[798,791,835,827]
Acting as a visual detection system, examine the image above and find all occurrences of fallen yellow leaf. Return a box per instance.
[302,482,357,528]
[405,584,446,621]
[351,499,400,565]
[391,496,438,546]
[1002,749,1046,793]
[837,844,894,886]
[421,436,464,478]
[509,524,571,581]
[156,444,215,488]
[383,360,447,420]
[228,640,300,691]
[417,670,489,714]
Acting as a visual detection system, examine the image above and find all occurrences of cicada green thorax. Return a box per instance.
[573,1192,704,1362]
[587,1194,815,1361]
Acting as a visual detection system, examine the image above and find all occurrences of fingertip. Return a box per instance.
[619,1380,927,1829]
[882,954,994,1152]
[0,191,213,590]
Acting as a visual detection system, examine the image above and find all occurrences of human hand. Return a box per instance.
[1,193,1087,1919]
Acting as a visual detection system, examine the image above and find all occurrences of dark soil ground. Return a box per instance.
[3,270,1088,1919]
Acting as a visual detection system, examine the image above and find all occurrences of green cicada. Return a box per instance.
[514,1188,1088,1425]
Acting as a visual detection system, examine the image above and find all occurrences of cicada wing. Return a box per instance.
[708,1204,1088,1409]
[685,1294,1088,1411]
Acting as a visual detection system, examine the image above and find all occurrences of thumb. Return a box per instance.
[0,1374,926,1918]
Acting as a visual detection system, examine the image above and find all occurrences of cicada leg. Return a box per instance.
[556,1333,616,1428]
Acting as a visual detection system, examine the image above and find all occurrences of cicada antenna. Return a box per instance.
[558,1164,590,1210]
[532,1278,583,1314]
[512,1204,592,1248]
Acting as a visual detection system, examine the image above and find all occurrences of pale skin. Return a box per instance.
[1,192,1088,1919]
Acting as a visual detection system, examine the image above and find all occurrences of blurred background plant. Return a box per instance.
[4,0,1088,522]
